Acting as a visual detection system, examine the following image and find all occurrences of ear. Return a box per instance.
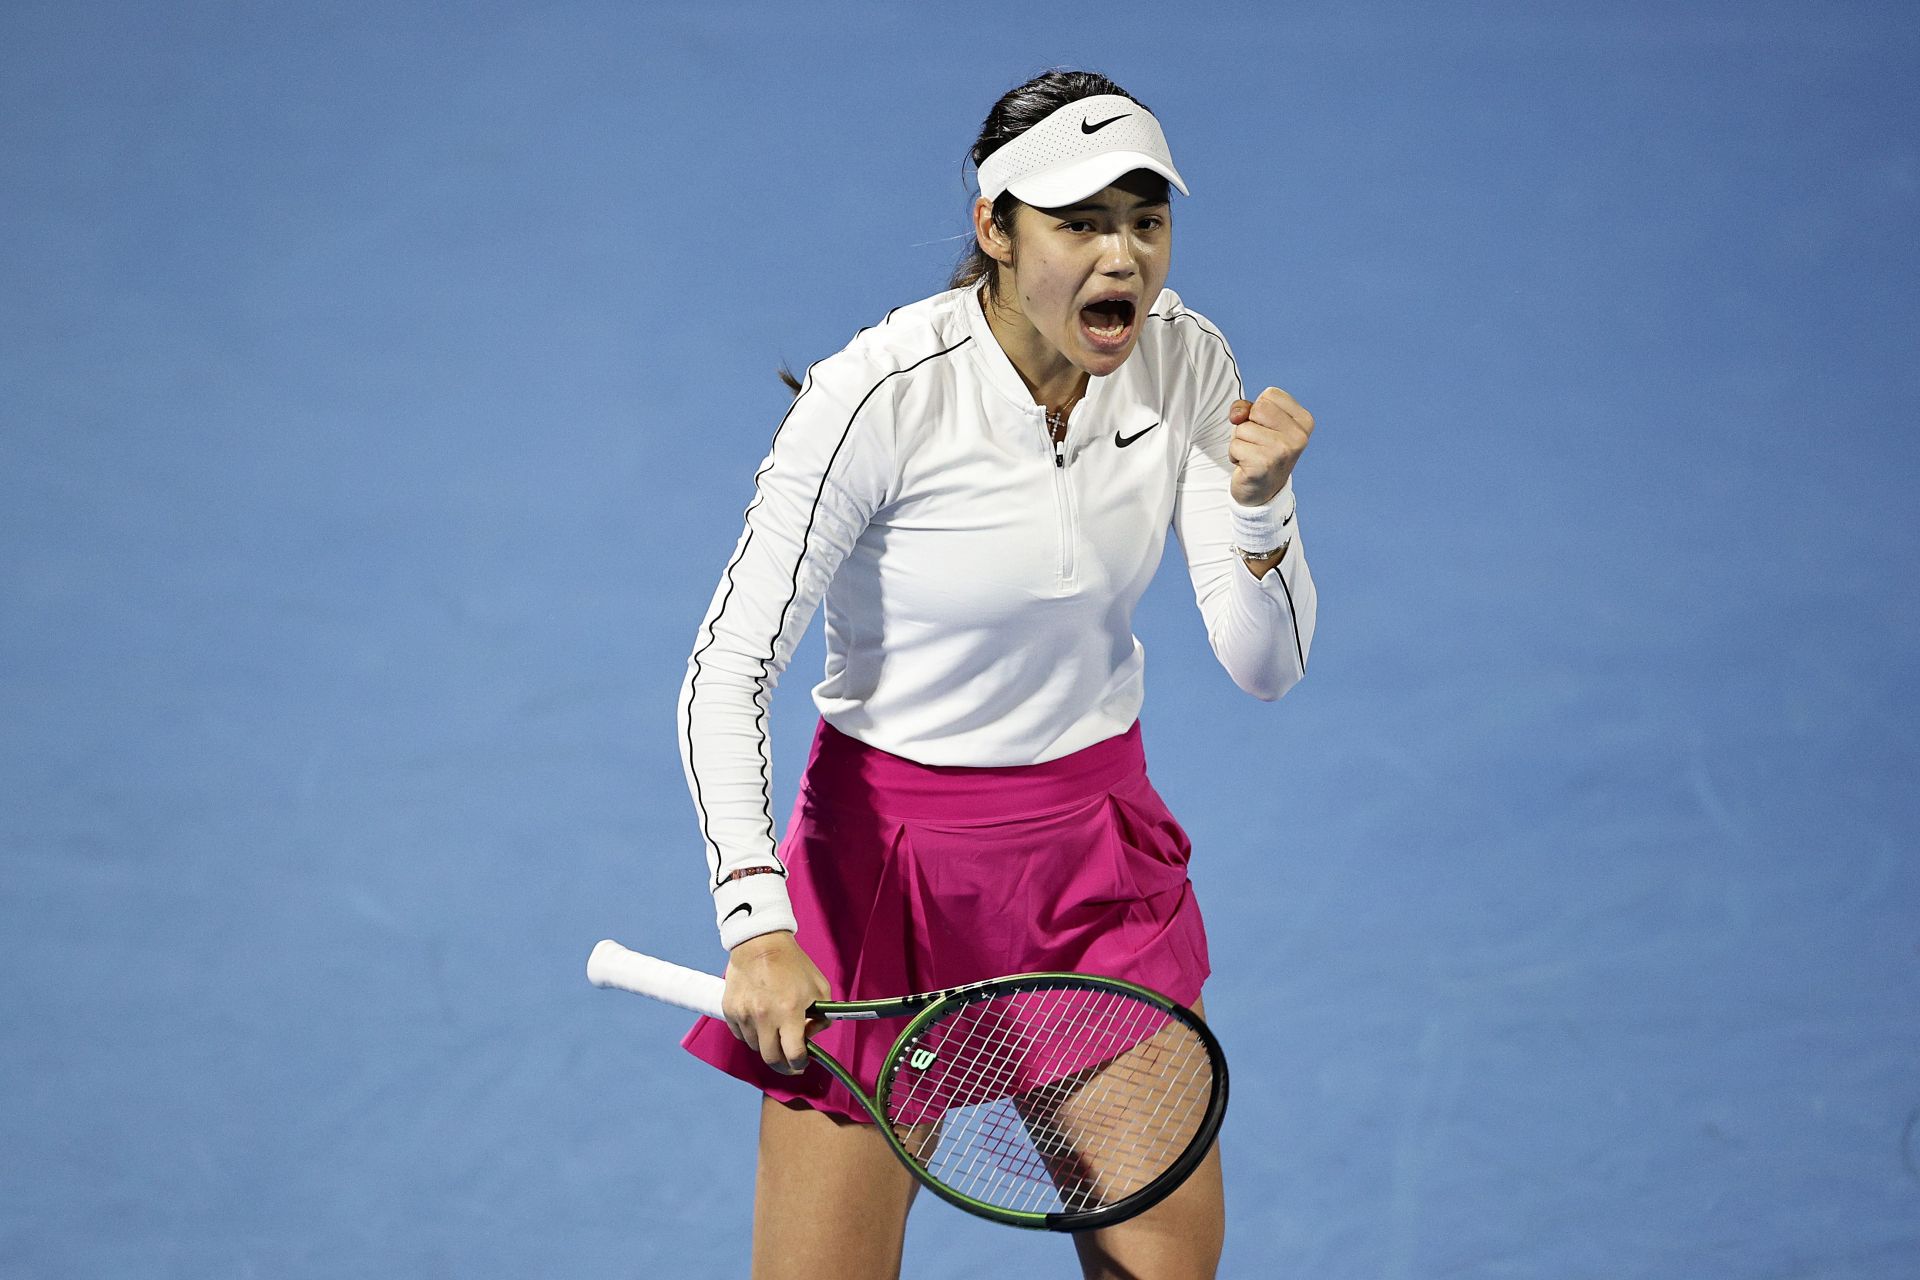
[972,196,1014,266]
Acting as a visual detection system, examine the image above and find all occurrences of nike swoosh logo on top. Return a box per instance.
[723,903,753,923]
[1081,113,1131,134]
[1115,422,1159,447]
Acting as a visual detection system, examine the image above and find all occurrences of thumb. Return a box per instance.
[1228,399,1253,426]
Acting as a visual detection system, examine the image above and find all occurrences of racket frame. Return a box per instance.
[852,971,1228,1231]
[587,943,1229,1232]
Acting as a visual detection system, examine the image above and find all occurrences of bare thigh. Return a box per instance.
[1070,994,1226,1280]
[750,1096,920,1280]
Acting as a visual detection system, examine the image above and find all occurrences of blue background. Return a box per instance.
[3,1,1916,1275]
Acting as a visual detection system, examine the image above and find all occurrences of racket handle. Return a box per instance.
[586,939,727,1020]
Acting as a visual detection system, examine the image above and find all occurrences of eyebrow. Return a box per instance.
[1051,198,1172,215]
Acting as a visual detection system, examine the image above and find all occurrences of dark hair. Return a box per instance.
[778,69,1157,395]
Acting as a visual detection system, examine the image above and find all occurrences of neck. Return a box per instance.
[979,282,1089,415]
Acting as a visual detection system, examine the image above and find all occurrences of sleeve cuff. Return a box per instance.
[714,871,801,951]
[1230,484,1297,551]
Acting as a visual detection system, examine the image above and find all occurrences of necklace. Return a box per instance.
[1044,389,1083,443]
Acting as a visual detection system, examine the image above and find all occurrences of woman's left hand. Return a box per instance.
[1228,387,1315,507]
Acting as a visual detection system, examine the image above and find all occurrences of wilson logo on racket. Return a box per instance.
[907,1046,939,1071]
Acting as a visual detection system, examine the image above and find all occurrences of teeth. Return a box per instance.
[1083,300,1132,342]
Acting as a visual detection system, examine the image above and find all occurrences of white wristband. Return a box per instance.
[713,867,801,950]
[1230,485,1296,553]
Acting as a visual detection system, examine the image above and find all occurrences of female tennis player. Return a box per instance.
[675,69,1317,1279]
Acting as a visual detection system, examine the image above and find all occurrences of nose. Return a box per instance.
[1098,230,1138,277]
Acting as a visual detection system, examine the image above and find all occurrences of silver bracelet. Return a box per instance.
[1230,538,1291,563]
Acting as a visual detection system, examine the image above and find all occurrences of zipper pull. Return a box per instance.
[1053,437,1066,469]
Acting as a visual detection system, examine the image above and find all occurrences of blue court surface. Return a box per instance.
[3,2,1916,1276]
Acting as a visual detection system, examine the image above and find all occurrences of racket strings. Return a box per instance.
[914,995,1209,1214]
[883,984,1217,1217]
[1015,1020,1213,1213]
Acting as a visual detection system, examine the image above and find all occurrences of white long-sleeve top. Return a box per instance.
[679,282,1317,948]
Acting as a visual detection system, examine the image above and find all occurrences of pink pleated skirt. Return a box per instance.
[681,718,1211,1124]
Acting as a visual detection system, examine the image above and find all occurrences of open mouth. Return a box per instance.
[1079,298,1137,350]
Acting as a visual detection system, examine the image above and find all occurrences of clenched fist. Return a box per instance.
[1228,387,1314,507]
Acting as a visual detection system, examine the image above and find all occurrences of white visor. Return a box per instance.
[975,94,1189,209]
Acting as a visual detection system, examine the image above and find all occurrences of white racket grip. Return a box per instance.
[586,940,727,1020]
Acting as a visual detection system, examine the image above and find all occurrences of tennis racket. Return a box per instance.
[586,939,1228,1232]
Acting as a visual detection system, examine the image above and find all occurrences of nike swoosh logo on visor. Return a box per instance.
[1081,113,1131,134]
[1115,422,1159,447]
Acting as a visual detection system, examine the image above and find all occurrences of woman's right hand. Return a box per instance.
[722,931,831,1075]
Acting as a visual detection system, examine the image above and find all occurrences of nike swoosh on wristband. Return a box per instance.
[1081,113,1131,134]
[723,902,753,923]
[1115,422,1159,447]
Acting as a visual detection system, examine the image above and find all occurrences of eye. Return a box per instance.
[1060,220,1095,233]
[1136,215,1166,232]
